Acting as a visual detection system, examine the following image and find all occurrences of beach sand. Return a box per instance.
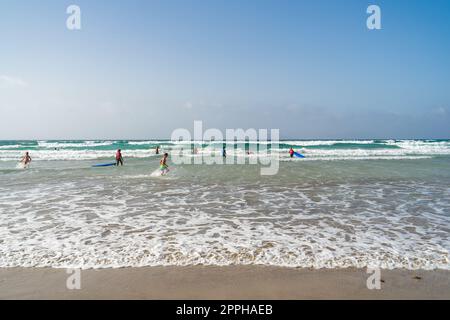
[0,266,449,299]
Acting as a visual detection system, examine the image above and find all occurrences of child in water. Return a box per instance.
[116,149,124,166]
[20,151,32,167]
[160,153,169,175]
[289,148,294,158]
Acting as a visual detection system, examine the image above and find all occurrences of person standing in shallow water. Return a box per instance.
[289,148,294,158]
[160,153,169,175]
[20,151,32,166]
[155,146,160,155]
[116,149,124,166]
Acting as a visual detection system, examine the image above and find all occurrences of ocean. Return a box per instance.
[0,139,449,269]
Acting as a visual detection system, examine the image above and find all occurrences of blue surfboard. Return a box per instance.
[293,152,305,158]
[92,162,116,167]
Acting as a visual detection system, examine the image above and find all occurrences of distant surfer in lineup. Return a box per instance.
[19,151,32,167]
[116,149,124,166]
[289,148,294,158]
[160,153,169,175]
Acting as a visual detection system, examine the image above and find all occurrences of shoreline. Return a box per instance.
[1,266,449,299]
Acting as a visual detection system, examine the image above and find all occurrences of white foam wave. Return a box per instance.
[128,141,158,145]
[282,140,376,146]
[0,180,448,269]
[1,140,450,161]
[0,149,156,161]
[37,140,115,149]
[0,144,22,149]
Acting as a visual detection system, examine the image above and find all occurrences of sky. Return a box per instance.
[0,0,449,139]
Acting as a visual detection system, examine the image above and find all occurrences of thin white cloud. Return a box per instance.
[183,101,224,110]
[432,106,447,116]
[0,75,28,88]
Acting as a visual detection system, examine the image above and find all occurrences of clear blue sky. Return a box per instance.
[0,0,449,139]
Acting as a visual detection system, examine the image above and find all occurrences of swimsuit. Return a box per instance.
[160,159,168,170]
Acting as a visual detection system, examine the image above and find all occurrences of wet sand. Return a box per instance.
[0,266,449,299]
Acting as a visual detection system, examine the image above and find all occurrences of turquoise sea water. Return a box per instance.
[0,139,449,269]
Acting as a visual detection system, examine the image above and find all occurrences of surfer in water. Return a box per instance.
[116,149,124,166]
[289,148,294,158]
[160,153,169,175]
[20,152,32,167]
[155,146,160,155]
